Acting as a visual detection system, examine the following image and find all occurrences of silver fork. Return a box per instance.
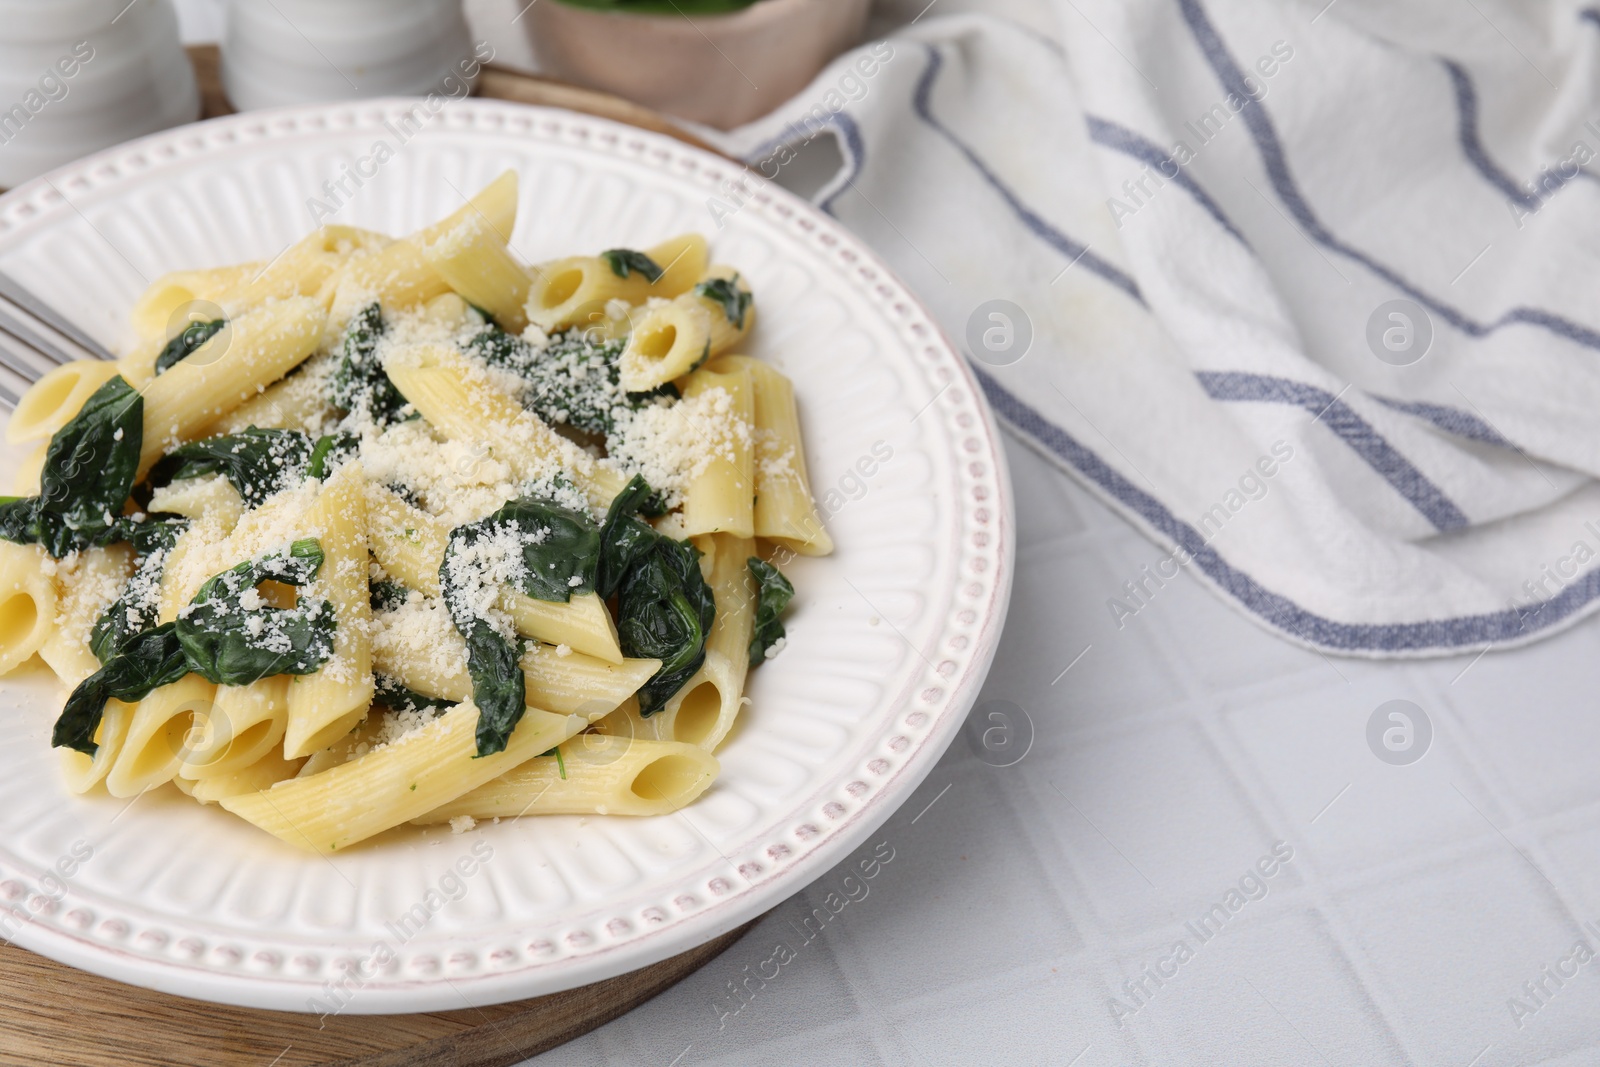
[0,270,117,408]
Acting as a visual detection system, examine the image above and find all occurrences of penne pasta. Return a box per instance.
[6,360,123,444]
[413,735,718,821]
[382,341,628,507]
[105,674,216,798]
[600,533,754,751]
[710,355,832,555]
[181,675,289,780]
[618,297,712,394]
[678,363,756,539]
[283,464,374,760]
[12,169,821,850]
[221,700,585,851]
[58,699,135,794]
[523,233,707,333]
[0,541,58,676]
[38,544,132,687]
[185,746,305,804]
[421,213,531,333]
[364,485,624,661]
[136,296,327,476]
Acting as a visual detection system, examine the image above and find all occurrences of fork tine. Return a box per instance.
[0,325,56,387]
[0,269,116,362]
[0,305,77,369]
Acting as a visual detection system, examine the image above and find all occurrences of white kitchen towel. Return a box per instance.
[708,0,1600,657]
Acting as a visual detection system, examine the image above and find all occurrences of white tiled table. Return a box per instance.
[523,436,1600,1067]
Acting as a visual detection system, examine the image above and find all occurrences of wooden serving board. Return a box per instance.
[0,923,753,1067]
[0,47,751,1067]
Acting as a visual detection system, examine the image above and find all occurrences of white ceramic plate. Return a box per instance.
[0,99,1012,1013]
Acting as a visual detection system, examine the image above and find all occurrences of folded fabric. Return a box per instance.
[710,0,1600,656]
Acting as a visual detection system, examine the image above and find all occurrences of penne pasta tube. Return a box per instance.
[221,700,585,851]
[6,359,123,444]
[648,233,710,297]
[678,363,756,539]
[373,611,657,717]
[382,342,627,507]
[711,355,832,555]
[421,213,531,333]
[414,170,520,250]
[284,463,374,760]
[363,485,625,662]
[206,356,334,435]
[105,674,216,798]
[617,297,712,394]
[693,265,755,357]
[523,233,707,333]
[10,442,44,496]
[136,296,327,476]
[0,541,58,676]
[185,746,305,804]
[296,714,381,778]
[224,225,392,314]
[128,263,263,342]
[180,675,289,780]
[38,544,133,687]
[599,534,754,751]
[146,472,246,528]
[58,699,134,794]
[329,238,451,325]
[412,736,718,822]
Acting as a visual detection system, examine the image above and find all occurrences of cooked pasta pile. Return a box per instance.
[0,171,831,852]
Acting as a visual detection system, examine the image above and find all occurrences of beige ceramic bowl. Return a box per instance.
[527,0,872,129]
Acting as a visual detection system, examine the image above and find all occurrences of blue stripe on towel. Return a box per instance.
[973,365,1597,652]
[911,46,1146,305]
[1445,61,1546,209]
[1177,0,1600,352]
[1195,371,1469,531]
[1370,395,1512,449]
[1086,116,1248,244]
[742,111,867,218]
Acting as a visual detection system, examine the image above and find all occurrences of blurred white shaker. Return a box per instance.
[0,0,200,188]
[222,0,483,112]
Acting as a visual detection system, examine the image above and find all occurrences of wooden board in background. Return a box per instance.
[0,46,750,1067]
[190,45,730,158]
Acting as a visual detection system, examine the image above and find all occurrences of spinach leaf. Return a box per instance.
[308,431,358,480]
[600,248,663,283]
[89,516,189,664]
[328,302,406,423]
[694,275,751,329]
[53,623,189,755]
[0,375,144,557]
[150,428,313,507]
[501,498,601,602]
[597,475,716,715]
[469,324,683,440]
[439,486,617,754]
[595,475,660,598]
[174,538,335,686]
[373,674,453,715]
[470,325,623,436]
[439,517,529,757]
[154,319,226,375]
[747,558,794,666]
[615,538,715,715]
[369,580,411,612]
